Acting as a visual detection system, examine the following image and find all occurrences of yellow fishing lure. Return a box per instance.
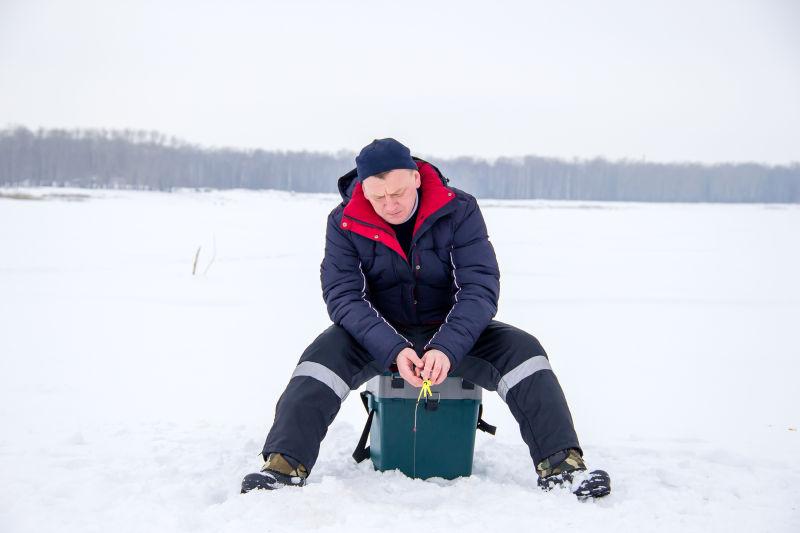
[417,379,433,401]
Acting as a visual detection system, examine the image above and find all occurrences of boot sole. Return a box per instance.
[573,470,611,500]
[241,471,306,493]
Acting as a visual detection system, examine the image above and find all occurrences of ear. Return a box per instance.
[413,170,421,188]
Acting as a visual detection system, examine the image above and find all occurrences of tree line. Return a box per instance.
[1,126,797,203]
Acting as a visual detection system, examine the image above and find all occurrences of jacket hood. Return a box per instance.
[336,156,449,203]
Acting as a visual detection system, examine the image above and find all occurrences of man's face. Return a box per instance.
[361,169,421,224]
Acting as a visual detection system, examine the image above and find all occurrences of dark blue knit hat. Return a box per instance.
[356,138,417,182]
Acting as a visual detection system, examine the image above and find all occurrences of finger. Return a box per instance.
[422,355,435,381]
[433,355,445,383]
[430,358,441,385]
[400,356,421,383]
[438,357,450,385]
[399,362,422,387]
[397,359,411,380]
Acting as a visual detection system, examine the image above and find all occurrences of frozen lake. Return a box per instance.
[1,187,798,532]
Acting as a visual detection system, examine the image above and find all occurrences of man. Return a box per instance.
[241,138,610,499]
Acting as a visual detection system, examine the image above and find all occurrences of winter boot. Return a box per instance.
[241,453,308,493]
[536,448,611,499]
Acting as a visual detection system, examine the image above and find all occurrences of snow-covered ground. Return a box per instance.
[1,187,798,532]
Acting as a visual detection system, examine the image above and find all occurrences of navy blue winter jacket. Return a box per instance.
[320,158,500,370]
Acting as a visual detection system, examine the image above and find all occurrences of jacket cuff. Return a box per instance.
[384,340,413,370]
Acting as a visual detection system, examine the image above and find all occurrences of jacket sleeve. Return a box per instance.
[423,196,500,367]
[320,211,413,370]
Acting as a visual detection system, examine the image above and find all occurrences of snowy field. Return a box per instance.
[1,187,798,532]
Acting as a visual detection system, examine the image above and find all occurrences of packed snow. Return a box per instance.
[0,187,798,532]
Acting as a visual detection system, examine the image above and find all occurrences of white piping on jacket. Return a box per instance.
[423,248,461,352]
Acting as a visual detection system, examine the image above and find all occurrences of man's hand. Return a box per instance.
[396,347,424,387]
[420,349,451,385]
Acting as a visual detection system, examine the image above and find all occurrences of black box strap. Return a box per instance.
[477,403,497,435]
[352,391,374,463]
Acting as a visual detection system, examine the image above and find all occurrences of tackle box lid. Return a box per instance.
[365,373,483,401]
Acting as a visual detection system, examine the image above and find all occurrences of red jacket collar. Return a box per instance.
[340,160,456,261]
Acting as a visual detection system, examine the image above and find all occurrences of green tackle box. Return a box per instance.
[352,372,494,480]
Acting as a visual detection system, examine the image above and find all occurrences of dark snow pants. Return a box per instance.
[262,320,581,473]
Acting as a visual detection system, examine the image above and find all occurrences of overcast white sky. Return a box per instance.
[1,0,798,164]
